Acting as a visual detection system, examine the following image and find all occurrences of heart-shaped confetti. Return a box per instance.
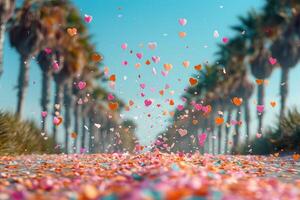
[177,104,184,111]
[136,53,143,59]
[148,42,157,50]
[269,57,277,65]
[198,133,207,147]
[178,18,187,26]
[53,116,63,126]
[144,99,152,107]
[140,83,146,89]
[179,31,187,38]
[215,117,224,125]
[107,93,115,101]
[270,101,276,107]
[41,111,48,118]
[92,53,101,62]
[182,60,190,68]
[257,105,264,113]
[232,97,243,106]
[222,37,228,43]
[77,81,86,90]
[121,43,128,50]
[178,128,188,137]
[189,77,198,86]
[152,56,160,64]
[108,102,119,111]
[164,63,173,71]
[84,14,93,23]
[67,27,77,36]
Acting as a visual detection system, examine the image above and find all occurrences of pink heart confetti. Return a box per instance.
[178,18,187,26]
[256,133,262,138]
[140,83,146,89]
[269,57,277,65]
[41,111,48,118]
[198,133,207,147]
[136,53,143,59]
[53,117,60,125]
[52,62,59,71]
[178,128,188,137]
[161,71,168,77]
[107,93,115,101]
[121,43,128,50]
[77,81,86,90]
[194,104,202,111]
[257,105,264,113]
[122,60,128,66]
[222,37,229,43]
[177,104,184,111]
[144,99,152,107]
[151,56,160,64]
[44,48,52,54]
[84,14,93,23]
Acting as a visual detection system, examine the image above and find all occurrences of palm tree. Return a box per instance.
[8,1,44,117]
[0,0,15,77]
[234,12,275,133]
[271,18,299,119]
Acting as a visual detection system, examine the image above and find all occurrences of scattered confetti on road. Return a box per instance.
[0,153,299,200]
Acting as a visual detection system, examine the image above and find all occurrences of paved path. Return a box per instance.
[0,153,299,200]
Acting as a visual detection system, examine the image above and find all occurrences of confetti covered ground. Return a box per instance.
[0,152,300,200]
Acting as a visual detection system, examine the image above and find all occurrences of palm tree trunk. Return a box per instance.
[224,109,232,154]
[280,68,289,120]
[233,107,241,154]
[63,81,72,154]
[16,55,30,117]
[210,114,215,155]
[257,84,265,133]
[88,113,95,153]
[204,118,210,154]
[217,124,222,154]
[0,23,5,77]
[81,105,86,151]
[73,102,80,153]
[41,70,51,133]
[244,98,251,146]
[53,83,63,142]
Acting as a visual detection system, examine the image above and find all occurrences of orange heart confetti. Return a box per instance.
[179,31,187,38]
[192,120,198,125]
[159,90,164,96]
[71,132,77,139]
[109,74,116,82]
[194,64,202,71]
[292,154,300,161]
[232,97,243,106]
[270,101,276,107]
[189,77,198,86]
[215,117,224,125]
[256,79,264,85]
[169,99,174,106]
[67,27,77,36]
[108,102,119,111]
[164,63,173,71]
[145,60,151,65]
[91,53,102,62]
[182,60,190,68]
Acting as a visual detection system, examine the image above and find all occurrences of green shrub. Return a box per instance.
[0,111,56,155]
[237,108,300,155]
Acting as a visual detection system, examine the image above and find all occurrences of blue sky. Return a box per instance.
[1,0,300,146]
